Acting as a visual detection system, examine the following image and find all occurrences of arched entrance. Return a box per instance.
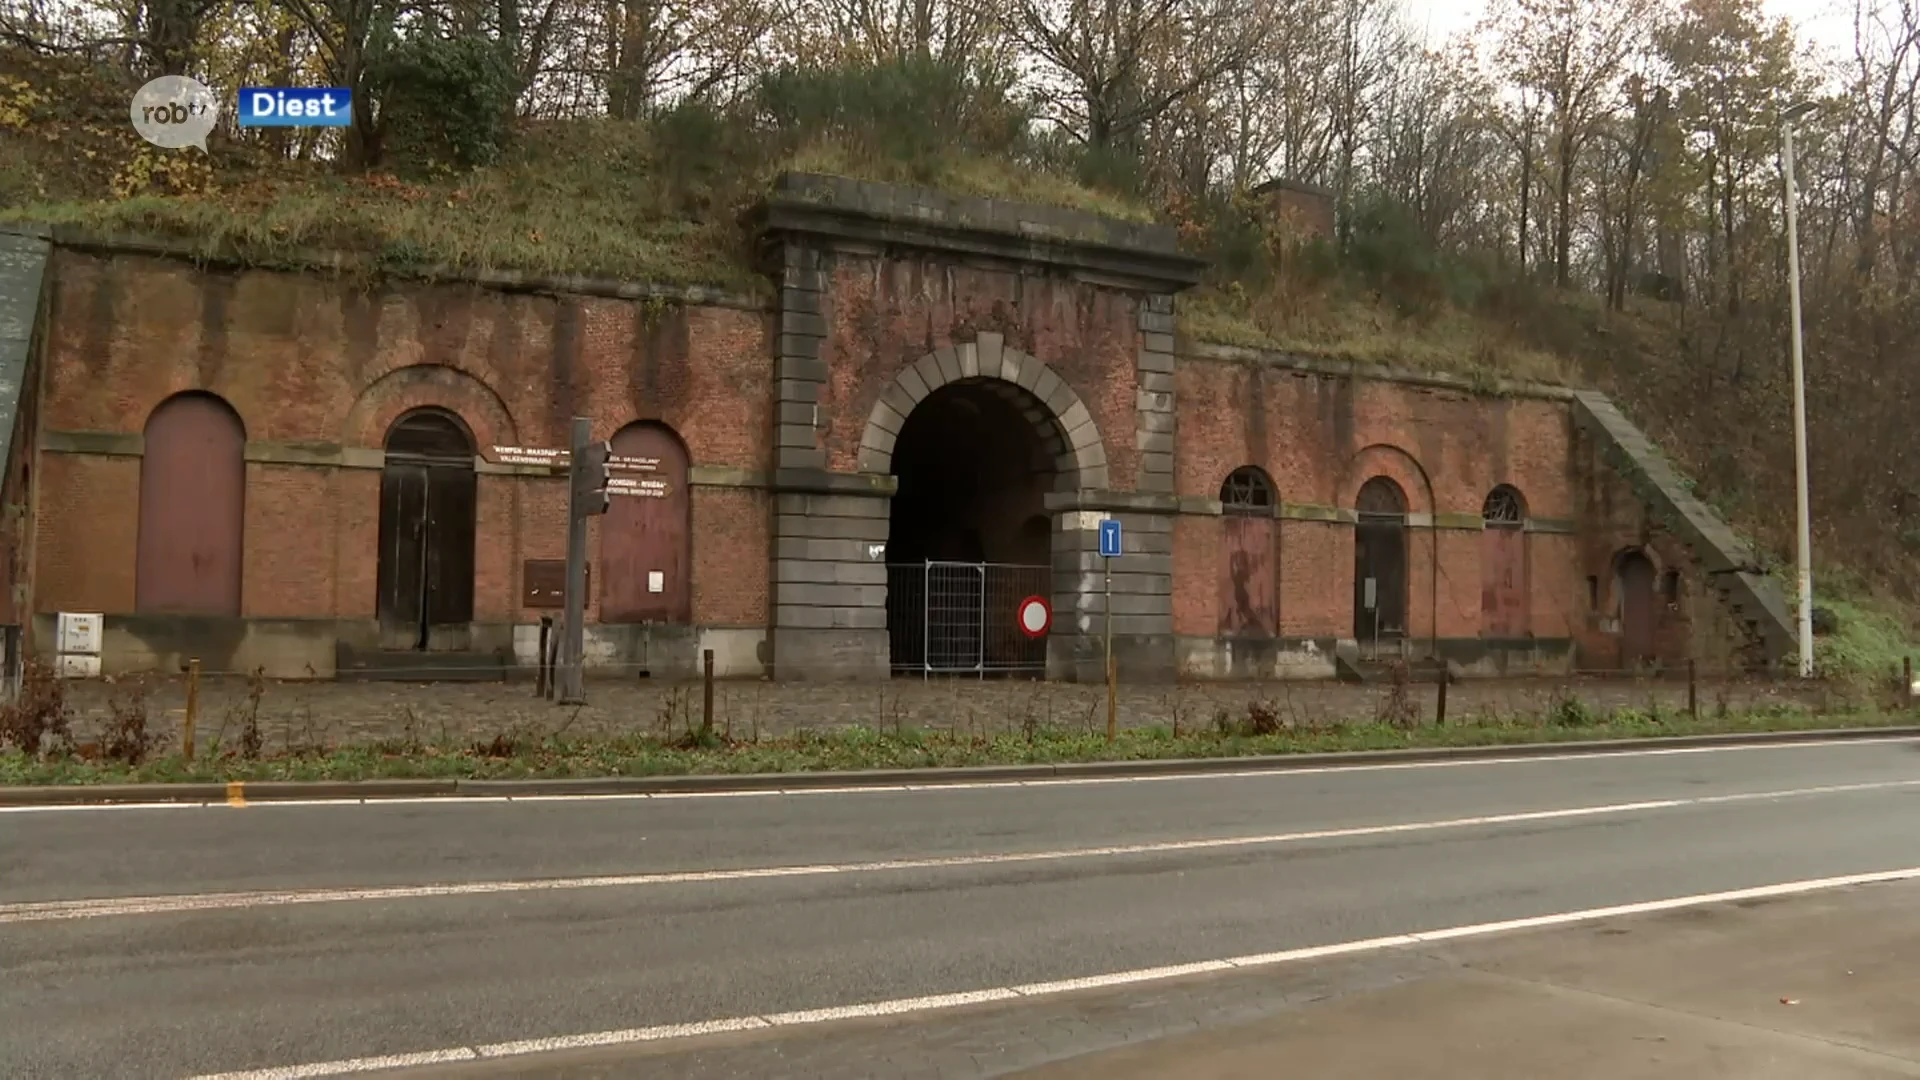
[1617,549,1658,666]
[885,378,1061,675]
[1353,476,1409,650]
[376,408,478,651]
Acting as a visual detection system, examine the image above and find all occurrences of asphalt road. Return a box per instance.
[5,738,1920,1079]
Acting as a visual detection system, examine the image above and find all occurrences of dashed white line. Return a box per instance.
[7,777,1915,926]
[181,865,1920,1080]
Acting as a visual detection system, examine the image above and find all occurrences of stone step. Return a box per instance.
[334,643,512,683]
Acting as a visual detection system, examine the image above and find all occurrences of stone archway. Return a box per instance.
[857,337,1109,676]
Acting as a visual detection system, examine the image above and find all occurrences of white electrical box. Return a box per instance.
[56,612,102,656]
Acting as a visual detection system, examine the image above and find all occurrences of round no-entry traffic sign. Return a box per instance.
[1017,595,1052,638]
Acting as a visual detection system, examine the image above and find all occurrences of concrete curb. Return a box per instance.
[1,726,1914,807]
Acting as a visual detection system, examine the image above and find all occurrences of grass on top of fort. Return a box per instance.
[0,659,1911,786]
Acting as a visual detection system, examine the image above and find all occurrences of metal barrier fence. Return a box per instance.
[887,562,1050,677]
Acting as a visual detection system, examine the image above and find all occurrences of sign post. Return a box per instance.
[558,418,610,705]
[1098,518,1123,743]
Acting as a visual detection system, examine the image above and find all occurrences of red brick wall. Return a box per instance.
[819,255,1142,487]
[1174,358,1581,644]
[35,251,773,627]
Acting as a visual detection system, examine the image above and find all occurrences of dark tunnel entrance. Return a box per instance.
[885,379,1057,676]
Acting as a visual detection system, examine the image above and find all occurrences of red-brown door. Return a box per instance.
[1219,515,1277,636]
[599,422,691,623]
[137,393,246,615]
[1481,525,1528,636]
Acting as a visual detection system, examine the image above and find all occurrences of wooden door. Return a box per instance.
[599,422,691,623]
[1219,515,1277,636]
[137,393,246,615]
[1619,552,1658,665]
[377,410,477,651]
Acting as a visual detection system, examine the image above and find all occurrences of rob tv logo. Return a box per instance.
[238,87,353,127]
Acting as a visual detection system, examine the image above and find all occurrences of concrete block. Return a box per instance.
[856,447,889,475]
[1134,472,1175,495]
[860,423,898,455]
[1016,356,1047,392]
[776,379,820,404]
[778,447,828,470]
[956,341,979,378]
[780,287,822,314]
[977,332,1005,377]
[1136,350,1175,375]
[998,344,1024,384]
[768,627,891,682]
[1138,371,1176,393]
[775,535,887,564]
[1138,309,1176,334]
[1140,451,1175,474]
[897,363,932,404]
[914,353,945,393]
[783,311,828,338]
[1141,331,1175,354]
[1144,294,1173,314]
[868,399,907,436]
[1059,400,1095,439]
[1139,410,1175,434]
[778,333,823,359]
[1031,365,1064,408]
[777,424,818,449]
[776,582,888,608]
[777,513,889,541]
[1136,389,1174,414]
[780,268,826,292]
[880,383,919,425]
[933,345,961,386]
[777,401,817,426]
[1134,430,1174,454]
[777,354,828,382]
[774,492,891,518]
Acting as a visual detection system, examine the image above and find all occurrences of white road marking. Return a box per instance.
[7,777,1915,926]
[182,865,1920,1080]
[0,734,1907,816]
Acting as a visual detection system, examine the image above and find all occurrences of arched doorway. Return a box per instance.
[1219,466,1278,637]
[1617,550,1658,666]
[1353,476,1408,649]
[886,379,1057,675]
[599,421,692,624]
[1480,485,1528,637]
[376,408,477,651]
[137,392,247,615]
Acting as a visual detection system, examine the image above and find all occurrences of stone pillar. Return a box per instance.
[766,242,893,680]
[1134,295,1177,493]
[1045,493,1178,683]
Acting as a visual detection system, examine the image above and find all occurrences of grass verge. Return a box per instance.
[2,704,1907,787]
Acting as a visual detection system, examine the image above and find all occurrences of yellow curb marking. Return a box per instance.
[226,782,247,807]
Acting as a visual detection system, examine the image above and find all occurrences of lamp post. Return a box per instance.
[1782,101,1818,679]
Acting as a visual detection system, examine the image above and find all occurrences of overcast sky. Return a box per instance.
[1410,0,1865,60]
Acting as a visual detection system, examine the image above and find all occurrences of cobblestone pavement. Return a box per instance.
[46,670,1832,753]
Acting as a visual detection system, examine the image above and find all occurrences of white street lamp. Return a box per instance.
[1782,100,1819,679]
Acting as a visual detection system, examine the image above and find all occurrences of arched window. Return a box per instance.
[1219,466,1276,514]
[1480,485,1529,637]
[137,392,247,616]
[1217,467,1278,636]
[1482,485,1525,525]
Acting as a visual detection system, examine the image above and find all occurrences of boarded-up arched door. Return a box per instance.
[377,409,477,651]
[599,421,691,623]
[1353,477,1408,647]
[137,392,247,615]
[1218,467,1277,637]
[1618,550,1658,666]
[1480,486,1528,636]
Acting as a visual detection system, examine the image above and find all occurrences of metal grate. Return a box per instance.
[887,562,1051,676]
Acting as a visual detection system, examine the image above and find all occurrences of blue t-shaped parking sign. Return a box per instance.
[1098,518,1123,558]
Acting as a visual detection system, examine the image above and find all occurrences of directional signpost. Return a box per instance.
[1098,518,1122,742]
